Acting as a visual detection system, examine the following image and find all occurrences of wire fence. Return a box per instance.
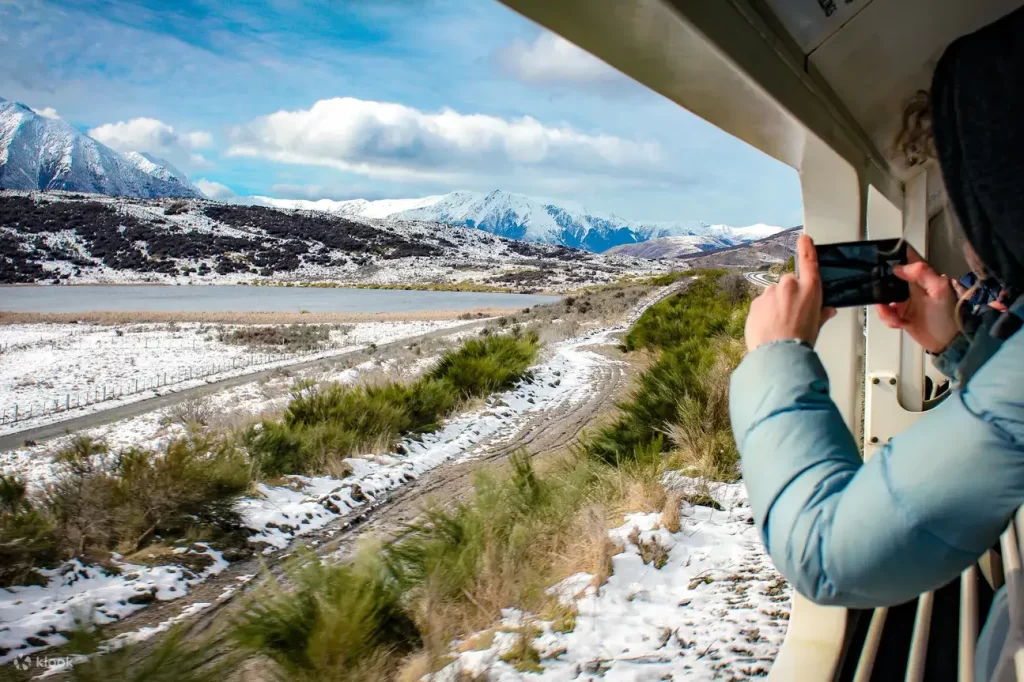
[1,345,343,428]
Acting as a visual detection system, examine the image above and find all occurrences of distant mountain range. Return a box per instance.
[235,190,786,253]
[0,95,786,254]
[0,98,203,199]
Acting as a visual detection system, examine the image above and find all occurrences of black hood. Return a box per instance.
[930,6,1024,295]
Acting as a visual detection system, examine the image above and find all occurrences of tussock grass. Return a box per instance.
[232,449,663,679]
[585,271,751,474]
[247,332,540,477]
[233,547,417,681]
[62,618,239,682]
[47,435,251,555]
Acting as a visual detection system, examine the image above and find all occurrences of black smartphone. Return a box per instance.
[813,239,910,308]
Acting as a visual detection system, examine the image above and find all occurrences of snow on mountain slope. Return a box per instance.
[234,194,445,218]
[122,152,204,197]
[605,234,733,259]
[0,98,202,199]
[233,188,786,254]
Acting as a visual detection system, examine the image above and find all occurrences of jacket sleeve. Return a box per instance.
[730,334,1024,608]
[930,331,970,380]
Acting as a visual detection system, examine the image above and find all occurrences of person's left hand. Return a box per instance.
[744,235,837,353]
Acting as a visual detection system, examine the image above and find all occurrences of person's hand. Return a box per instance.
[745,235,836,353]
[875,249,958,353]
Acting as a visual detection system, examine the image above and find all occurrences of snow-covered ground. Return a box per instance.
[239,327,617,551]
[0,320,465,435]
[0,325,623,664]
[1,282,787,679]
[434,481,790,681]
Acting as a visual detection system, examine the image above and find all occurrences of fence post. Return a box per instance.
[13,404,17,422]
[65,394,69,411]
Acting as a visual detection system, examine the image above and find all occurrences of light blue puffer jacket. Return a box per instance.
[729,301,1024,609]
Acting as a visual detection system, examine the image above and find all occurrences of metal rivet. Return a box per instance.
[889,378,897,385]
[870,436,879,444]
[871,377,880,385]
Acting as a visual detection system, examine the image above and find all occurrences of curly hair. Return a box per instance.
[893,90,937,167]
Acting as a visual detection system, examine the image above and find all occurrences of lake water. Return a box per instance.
[0,285,560,314]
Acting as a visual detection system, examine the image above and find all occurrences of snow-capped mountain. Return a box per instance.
[0,98,203,199]
[232,189,787,253]
[121,151,202,196]
[604,235,733,259]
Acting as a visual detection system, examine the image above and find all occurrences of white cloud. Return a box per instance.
[498,32,619,84]
[194,178,235,200]
[226,97,660,182]
[31,106,60,119]
[88,118,213,166]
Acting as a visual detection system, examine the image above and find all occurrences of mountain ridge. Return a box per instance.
[0,98,204,199]
[232,189,786,254]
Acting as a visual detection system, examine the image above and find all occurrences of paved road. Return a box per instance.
[745,271,776,288]
[0,319,488,452]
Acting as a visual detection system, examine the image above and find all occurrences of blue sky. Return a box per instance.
[1,0,802,225]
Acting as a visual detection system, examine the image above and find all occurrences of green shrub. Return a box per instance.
[427,331,539,398]
[0,474,58,586]
[46,435,250,556]
[588,271,751,468]
[249,333,540,477]
[624,271,736,352]
[234,549,417,680]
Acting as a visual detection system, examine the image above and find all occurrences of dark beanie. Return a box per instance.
[930,6,1024,294]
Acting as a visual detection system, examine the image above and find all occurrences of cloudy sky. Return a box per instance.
[1,0,802,225]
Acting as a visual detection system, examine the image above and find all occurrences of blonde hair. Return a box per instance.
[894,90,937,167]
[893,89,986,335]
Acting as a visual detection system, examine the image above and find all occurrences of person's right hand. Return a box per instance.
[875,250,959,354]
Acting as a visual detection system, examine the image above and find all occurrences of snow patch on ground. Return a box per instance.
[0,545,227,665]
[0,320,464,436]
[434,481,790,681]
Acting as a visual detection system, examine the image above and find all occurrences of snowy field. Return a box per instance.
[0,325,624,664]
[436,480,790,682]
[0,320,465,435]
[0,281,788,678]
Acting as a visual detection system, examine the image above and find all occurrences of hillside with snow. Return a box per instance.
[0,190,662,290]
[0,99,202,199]
[233,190,787,254]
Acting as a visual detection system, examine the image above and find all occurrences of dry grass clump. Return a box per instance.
[167,396,213,428]
[218,324,342,351]
[665,338,744,482]
[661,491,683,533]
